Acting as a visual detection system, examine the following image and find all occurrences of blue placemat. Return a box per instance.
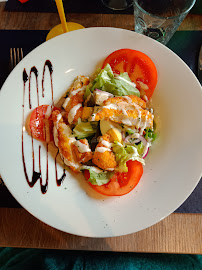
[0,30,201,213]
[5,0,202,14]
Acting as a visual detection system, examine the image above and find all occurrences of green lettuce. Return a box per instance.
[82,166,112,186]
[113,142,145,172]
[144,128,157,142]
[73,120,98,139]
[90,64,140,97]
[83,85,91,101]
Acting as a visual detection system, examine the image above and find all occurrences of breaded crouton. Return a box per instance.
[92,134,117,171]
[72,139,93,164]
[81,107,93,120]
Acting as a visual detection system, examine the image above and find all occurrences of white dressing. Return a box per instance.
[95,147,110,153]
[68,103,82,124]
[73,141,91,153]
[116,75,137,88]
[100,139,112,148]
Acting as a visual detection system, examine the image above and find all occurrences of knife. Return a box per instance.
[199,45,202,85]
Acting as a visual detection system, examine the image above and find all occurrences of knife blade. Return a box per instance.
[198,45,202,85]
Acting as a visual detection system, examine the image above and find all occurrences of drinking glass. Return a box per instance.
[133,0,196,45]
[101,0,133,10]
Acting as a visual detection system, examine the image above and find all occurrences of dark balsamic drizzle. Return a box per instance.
[22,61,66,194]
[22,69,31,183]
[55,151,66,186]
[29,66,39,109]
[42,60,54,106]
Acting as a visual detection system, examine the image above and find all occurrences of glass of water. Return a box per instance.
[133,0,196,45]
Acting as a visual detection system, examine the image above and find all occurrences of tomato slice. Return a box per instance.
[29,105,59,142]
[102,49,158,100]
[84,160,143,196]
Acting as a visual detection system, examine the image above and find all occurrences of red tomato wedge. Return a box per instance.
[29,105,59,142]
[84,160,143,196]
[102,49,158,100]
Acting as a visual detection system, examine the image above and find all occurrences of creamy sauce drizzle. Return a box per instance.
[74,141,91,153]
[81,165,103,173]
[68,103,82,124]
[63,85,86,109]
[116,75,137,88]
[63,157,81,169]
[100,139,112,148]
[95,147,110,153]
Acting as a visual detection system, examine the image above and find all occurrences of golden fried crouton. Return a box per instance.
[81,107,93,120]
[92,134,117,171]
[104,95,146,109]
[72,139,93,164]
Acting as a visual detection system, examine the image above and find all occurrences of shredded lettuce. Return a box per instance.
[125,128,135,136]
[113,142,145,172]
[73,119,98,139]
[135,142,145,156]
[144,128,157,142]
[90,64,140,97]
[84,85,91,101]
[81,166,112,186]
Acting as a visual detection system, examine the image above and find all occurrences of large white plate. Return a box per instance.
[0,28,202,238]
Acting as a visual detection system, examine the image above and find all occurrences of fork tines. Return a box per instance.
[10,48,23,71]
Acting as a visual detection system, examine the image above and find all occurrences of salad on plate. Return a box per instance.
[29,49,158,196]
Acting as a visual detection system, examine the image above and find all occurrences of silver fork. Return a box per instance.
[9,48,24,71]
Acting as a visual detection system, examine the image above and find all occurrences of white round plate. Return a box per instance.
[0,28,202,238]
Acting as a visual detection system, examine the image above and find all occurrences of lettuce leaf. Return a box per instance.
[113,142,145,172]
[90,64,140,97]
[82,166,112,186]
[144,128,157,142]
[84,85,91,101]
[73,120,98,139]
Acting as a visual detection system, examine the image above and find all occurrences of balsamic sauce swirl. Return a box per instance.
[22,60,66,194]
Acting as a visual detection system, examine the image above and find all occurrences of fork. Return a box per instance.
[9,48,24,71]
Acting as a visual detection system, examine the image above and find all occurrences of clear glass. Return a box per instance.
[101,0,133,10]
[133,0,196,45]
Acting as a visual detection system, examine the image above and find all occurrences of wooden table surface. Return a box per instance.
[0,2,202,254]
